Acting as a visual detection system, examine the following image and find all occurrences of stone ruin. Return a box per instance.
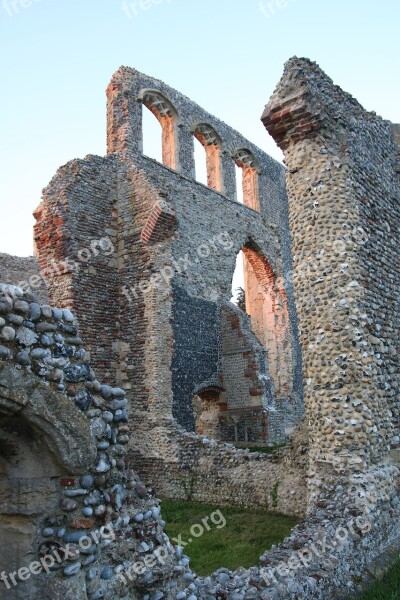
[0,57,399,599]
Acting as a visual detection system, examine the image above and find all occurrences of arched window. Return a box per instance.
[192,123,222,192]
[241,242,291,399]
[231,250,246,310]
[235,164,244,204]
[142,103,163,163]
[233,149,260,211]
[193,135,208,186]
[138,90,178,170]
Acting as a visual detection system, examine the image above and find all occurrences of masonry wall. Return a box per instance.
[106,66,303,433]
[262,57,400,506]
[29,65,306,514]
[0,283,188,600]
[2,58,400,599]
[33,157,120,385]
[171,285,220,431]
[0,253,48,304]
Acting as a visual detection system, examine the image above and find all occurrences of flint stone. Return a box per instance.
[65,363,92,382]
[36,322,57,333]
[63,308,75,322]
[80,474,95,489]
[53,308,63,320]
[16,351,30,366]
[16,326,38,346]
[7,314,24,326]
[0,345,13,360]
[1,326,15,341]
[31,348,49,360]
[0,302,12,315]
[75,390,93,411]
[14,300,30,315]
[29,303,41,321]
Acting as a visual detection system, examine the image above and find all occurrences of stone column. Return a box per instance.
[262,58,399,510]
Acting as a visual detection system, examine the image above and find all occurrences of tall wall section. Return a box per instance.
[33,157,120,385]
[262,57,400,505]
[106,66,304,433]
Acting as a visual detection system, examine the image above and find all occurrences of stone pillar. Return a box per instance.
[262,58,399,509]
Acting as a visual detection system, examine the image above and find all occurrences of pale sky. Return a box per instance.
[0,0,399,257]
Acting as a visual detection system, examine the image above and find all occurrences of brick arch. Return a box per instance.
[137,89,179,170]
[240,242,292,402]
[242,243,275,293]
[192,122,223,191]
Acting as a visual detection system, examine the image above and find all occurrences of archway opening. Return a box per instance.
[142,104,163,163]
[242,243,292,400]
[193,124,222,191]
[193,135,208,186]
[231,250,246,310]
[233,149,260,211]
[0,415,64,594]
[139,90,178,169]
[193,387,227,440]
[235,164,244,204]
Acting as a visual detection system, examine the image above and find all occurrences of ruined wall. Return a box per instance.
[1,57,400,599]
[0,253,48,304]
[30,66,306,512]
[33,157,120,385]
[262,57,400,508]
[220,303,282,443]
[128,418,308,516]
[106,66,303,431]
[171,286,220,431]
[0,283,188,600]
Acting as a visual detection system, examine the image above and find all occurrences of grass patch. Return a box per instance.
[234,444,287,454]
[160,498,299,576]
[356,557,400,599]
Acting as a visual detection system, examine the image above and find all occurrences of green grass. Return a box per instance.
[356,558,400,599]
[234,443,287,454]
[161,498,400,596]
[160,498,299,576]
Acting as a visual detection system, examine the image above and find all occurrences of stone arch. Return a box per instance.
[233,148,260,211]
[0,365,96,597]
[137,89,179,170]
[192,123,223,192]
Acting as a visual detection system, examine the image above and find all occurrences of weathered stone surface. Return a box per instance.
[0,363,96,473]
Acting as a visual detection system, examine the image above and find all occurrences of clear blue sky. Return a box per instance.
[1,0,399,256]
